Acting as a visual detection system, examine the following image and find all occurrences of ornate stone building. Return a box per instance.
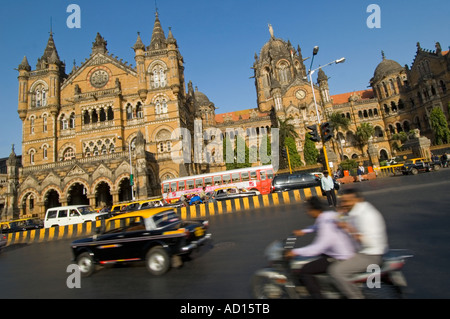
[2,14,449,220]
[9,12,214,219]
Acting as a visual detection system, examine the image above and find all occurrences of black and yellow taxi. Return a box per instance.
[70,207,211,277]
[0,217,44,233]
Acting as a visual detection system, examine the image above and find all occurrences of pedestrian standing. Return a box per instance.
[321,170,337,207]
[357,164,364,182]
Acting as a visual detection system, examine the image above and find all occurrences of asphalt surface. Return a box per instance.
[1,168,449,300]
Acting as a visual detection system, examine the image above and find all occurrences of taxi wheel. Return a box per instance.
[145,247,170,276]
[77,252,95,277]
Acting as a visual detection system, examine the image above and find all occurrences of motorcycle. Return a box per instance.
[251,237,414,299]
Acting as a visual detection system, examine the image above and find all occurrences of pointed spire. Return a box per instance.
[317,68,328,82]
[166,27,177,46]
[18,56,31,71]
[133,32,146,51]
[37,31,61,69]
[92,32,108,55]
[148,11,166,51]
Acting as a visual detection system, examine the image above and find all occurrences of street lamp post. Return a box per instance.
[308,50,345,176]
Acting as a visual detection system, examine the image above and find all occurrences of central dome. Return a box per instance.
[373,58,403,82]
[259,37,290,61]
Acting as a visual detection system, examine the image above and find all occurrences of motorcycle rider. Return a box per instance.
[285,196,355,299]
[328,187,388,299]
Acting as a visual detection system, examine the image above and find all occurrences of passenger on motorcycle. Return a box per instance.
[328,188,388,299]
[285,196,356,299]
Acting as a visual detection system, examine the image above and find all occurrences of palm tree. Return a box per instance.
[355,122,375,156]
[329,112,350,160]
[277,117,299,169]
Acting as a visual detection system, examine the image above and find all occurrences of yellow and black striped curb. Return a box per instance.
[4,186,323,247]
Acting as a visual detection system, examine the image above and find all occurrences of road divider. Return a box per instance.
[4,186,323,246]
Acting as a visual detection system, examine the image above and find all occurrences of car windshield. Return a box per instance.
[78,206,96,215]
[405,160,413,164]
[153,210,180,228]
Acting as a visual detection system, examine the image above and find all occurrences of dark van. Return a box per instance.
[271,173,340,193]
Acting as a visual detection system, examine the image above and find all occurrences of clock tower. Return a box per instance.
[252,25,328,147]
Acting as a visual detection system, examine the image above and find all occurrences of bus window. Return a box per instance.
[250,171,257,180]
[222,174,231,184]
[267,170,274,180]
[260,171,266,180]
[232,173,240,183]
[187,180,194,190]
[213,175,222,185]
[163,183,170,193]
[179,181,185,191]
[195,178,203,188]
[205,177,212,187]
[170,182,177,192]
[241,172,249,181]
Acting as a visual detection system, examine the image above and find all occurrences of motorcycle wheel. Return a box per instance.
[251,274,289,299]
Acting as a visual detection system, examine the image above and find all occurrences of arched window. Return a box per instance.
[30,150,35,165]
[374,126,384,138]
[69,113,76,129]
[391,101,397,112]
[92,109,98,123]
[32,84,47,108]
[107,106,114,120]
[63,147,75,161]
[126,104,133,120]
[60,115,68,130]
[99,108,106,122]
[155,98,168,115]
[43,145,48,159]
[30,116,35,134]
[43,115,48,132]
[151,65,167,89]
[277,61,291,84]
[136,102,143,118]
[83,111,90,124]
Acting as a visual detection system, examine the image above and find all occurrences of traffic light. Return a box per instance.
[307,124,320,142]
[320,122,333,142]
[281,147,288,159]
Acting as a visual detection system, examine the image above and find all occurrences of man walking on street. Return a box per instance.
[321,170,337,207]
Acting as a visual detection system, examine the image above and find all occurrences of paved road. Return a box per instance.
[1,168,449,299]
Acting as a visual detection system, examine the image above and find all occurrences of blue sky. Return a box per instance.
[0,0,448,157]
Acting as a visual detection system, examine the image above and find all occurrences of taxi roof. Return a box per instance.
[108,206,175,221]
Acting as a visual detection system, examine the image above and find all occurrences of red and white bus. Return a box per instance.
[161,165,274,202]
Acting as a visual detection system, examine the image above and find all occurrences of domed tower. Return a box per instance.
[253,24,308,115]
[370,51,408,137]
[193,87,216,128]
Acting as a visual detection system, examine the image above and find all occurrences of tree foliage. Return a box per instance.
[429,107,450,145]
[304,133,319,165]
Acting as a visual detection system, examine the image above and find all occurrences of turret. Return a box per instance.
[17,56,31,121]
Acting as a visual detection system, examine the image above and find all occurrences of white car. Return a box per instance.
[44,205,107,228]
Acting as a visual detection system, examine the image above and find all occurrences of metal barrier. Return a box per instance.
[374,164,404,177]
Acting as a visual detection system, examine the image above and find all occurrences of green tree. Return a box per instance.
[304,133,320,165]
[285,136,303,168]
[223,134,252,170]
[259,133,272,164]
[355,123,375,155]
[277,117,299,169]
[328,112,350,160]
[429,107,450,145]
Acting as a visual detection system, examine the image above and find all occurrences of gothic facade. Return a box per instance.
[1,13,449,220]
